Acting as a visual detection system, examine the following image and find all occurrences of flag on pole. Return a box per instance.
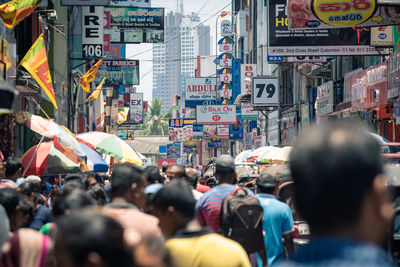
[87,77,106,102]
[20,33,57,109]
[117,107,129,124]
[0,0,42,29]
[80,59,103,93]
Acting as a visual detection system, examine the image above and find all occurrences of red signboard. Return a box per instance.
[158,158,176,168]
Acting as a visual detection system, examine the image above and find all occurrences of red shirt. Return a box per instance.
[196,184,211,193]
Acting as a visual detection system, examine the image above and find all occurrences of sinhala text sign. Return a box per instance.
[110,0,151,7]
[185,77,217,102]
[62,0,109,5]
[196,105,237,125]
[268,0,390,56]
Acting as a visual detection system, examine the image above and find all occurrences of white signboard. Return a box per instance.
[252,77,279,107]
[62,0,109,5]
[130,93,143,123]
[110,0,151,7]
[217,127,230,136]
[219,88,232,98]
[219,73,232,83]
[371,26,394,47]
[196,105,237,125]
[185,78,217,101]
[219,43,233,52]
[317,81,334,116]
[241,64,256,94]
[82,6,104,58]
[221,20,232,37]
[219,58,232,68]
[268,110,279,146]
[241,103,258,120]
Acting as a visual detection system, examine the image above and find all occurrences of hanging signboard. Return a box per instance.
[168,118,196,127]
[300,103,310,128]
[95,60,139,86]
[241,64,256,94]
[106,7,164,43]
[371,26,394,47]
[110,0,151,7]
[217,126,230,137]
[268,0,390,56]
[317,81,334,116]
[82,6,104,58]
[219,43,233,52]
[252,77,280,107]
[125,93,143,124]
[241,103,258,119]
[196,105,237,125]
[185,78,217,105]
[229,117,244,139]
[287,0,400,30]
[221,20,232,37]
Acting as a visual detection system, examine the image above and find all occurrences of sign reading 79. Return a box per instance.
[252,77,279,107]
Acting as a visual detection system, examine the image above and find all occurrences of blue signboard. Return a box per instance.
[232,59,241,102]
[229,115,243,140]
[159,145,167,154]
[184,99,216,108]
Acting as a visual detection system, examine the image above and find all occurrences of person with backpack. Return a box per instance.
[152,179,251,267]
[195,154,267,265]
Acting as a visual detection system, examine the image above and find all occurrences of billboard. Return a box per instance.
[110,0,151,7]
[95,60,139,86]
[106,7,164,43]
[196,105,237,125]
[62,0,109,5]
[317,81,334,116]
[268,0,390,56]
[82,6,104,58]
[288,0,400,30]
[185,78,217,105]
[128,93,143,124]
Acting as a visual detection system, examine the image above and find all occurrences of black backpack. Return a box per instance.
[219,187,265,254]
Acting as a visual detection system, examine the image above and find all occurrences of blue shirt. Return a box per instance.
[25,205,52,231]
[275,238,397,267]
[256,193,294,266]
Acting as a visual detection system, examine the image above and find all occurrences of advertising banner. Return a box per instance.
[117,129,134,140]
[365,62,387,108]
[185,78,217,105]
[241,64,256,94]
[196,105,237,125]
[287,0,400,30]
[217,127,230,137]
[95,60,139,86]
[193,124,203,139]
[82,6,104,58]
[203,125,217,139]
[241,103,258,120]
[110,0,151,7]
[317,81,334,116]
[106,7,164,43]
[128,93,143,124]
[62,0,109,5]
[389,51,400,99]
[168,126,193,142]
[168,118,196,127]
[268,0,390,56]
[344,68,363,102]
[268,110,279,146]
[229,117,243,140]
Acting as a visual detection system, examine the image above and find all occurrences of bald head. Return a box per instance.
[165,165,186,180]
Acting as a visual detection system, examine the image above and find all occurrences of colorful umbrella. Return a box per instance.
[218,37,234,44]
[235,149,254,164]
[221,99,232,104]
[258,147,281,164]
[218,68,232,74]
[21,138,82,176]
[271,146,293,164]
[218,83,232,90]
[79,143,109,173]
[218,53,234,60]
[76,132,143,166]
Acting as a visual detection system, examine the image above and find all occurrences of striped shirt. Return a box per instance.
[195,185,237,233]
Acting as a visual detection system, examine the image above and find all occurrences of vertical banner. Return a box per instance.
[82,6,104,58]
[394,25,400,52]
[232,59,241,102]
[241,64,256,94]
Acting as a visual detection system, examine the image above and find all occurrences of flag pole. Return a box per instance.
[22,135,45,177]
[30,97,51,120]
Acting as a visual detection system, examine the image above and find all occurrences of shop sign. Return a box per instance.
[168,118,196,128]
[95,60,139,86]
[128,93,143,124]
[252,77,279,107]
[371,26,393,47]
[221,20,232,37]
[82,6,104,58]
[268,110,279,146]
[193,124,203,139]
[167,143,181,159]
[268,0,390,56]
[203,125,217,139]
[241,64,256,94]
[300,103,310,128]
[158,158,176,168]
[287,56,328,63]
[317,81,334,116]
[62,0,109,5]
[106,7,164,43]
[217,127,229,137]
[288,0,400,29]
[241,103,258,120]
[365,62,387,108]
[389,51,400,99]
[196,105,237,125]
[185,78,217,104]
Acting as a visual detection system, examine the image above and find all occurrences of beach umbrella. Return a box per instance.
[79,143,109,173]
[77,132,143,166]
[21,138,82,176]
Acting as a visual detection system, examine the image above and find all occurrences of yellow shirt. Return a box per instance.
[166,232,251,267]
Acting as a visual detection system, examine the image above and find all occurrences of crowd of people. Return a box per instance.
[0,121,398,267]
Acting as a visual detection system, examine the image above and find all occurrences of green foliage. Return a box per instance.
[144,98,172,136]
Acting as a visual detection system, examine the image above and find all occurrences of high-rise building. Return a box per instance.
[152,11,210,113]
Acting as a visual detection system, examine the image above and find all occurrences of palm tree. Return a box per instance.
[145,98,171,135]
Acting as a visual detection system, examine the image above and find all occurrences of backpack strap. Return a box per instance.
[231,187,248,196]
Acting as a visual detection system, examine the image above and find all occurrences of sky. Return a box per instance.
[125,0,231,102]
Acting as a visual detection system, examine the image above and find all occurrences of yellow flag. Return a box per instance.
[80,59,103,93]
[87,77,106,102]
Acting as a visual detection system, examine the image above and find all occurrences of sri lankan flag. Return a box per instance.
[20,33,57,109]
[87,77,106,102]
[80,59,103,93]
[0,0,42,29]
[117,107,129,124]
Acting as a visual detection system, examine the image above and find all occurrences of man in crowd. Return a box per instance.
[151,179,251,267]
[256,174,294,266]
[165,164,186,181]
[195,154,240,233]
[103,164,160,246]
[0,158,23,189]
[278,122,396,266]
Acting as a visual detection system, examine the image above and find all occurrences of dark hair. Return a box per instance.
[256,174,276,194]
[111,164,143,199]
[0,188,20,217]
[64,174,89,190]
[143,166,164,184]
[5,158,23,178]
[185,170,200,189]
[87,185,108,206]
[167,165,186,179]
[86,173,104,185]
[17,199,34,222]
[55,210,133,267]
[289,122,383,234]
[52,189,93,218]
[152,179,195,219]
